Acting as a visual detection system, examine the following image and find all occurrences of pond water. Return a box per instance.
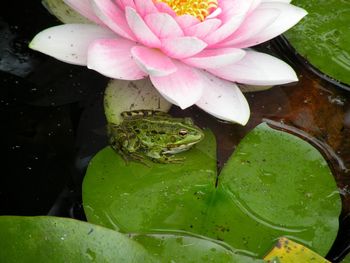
[0,2,349,262]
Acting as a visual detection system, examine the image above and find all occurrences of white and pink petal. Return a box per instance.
[131,46,177,76]
[196,71,250,125]
[63,0,101,24]
[206,7,222,19]
[150,62,204,109]
[90,0,136,40]
[154,2,177,17]
[204,0,255,46]
[114,0,136,10]
[236,2,307,47]
[161,36,207,59]
[144,13,184,39]
[218,0,249,21]
[216,8,280,48]
[125,7,161,48]
[184,19,221,39]
[182,48,245,69]
[29,24,115,65]
[134,0,158,17]
[87,38,147,80]
[247,0,262,14]
[207,50,298,85]
[175,15,200,29]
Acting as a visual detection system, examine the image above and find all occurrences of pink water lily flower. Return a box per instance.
[30,0,306,125]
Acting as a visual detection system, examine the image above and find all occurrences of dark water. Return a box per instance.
[0,2,349,262]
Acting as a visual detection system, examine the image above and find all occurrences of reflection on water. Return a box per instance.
[0,1,349,262]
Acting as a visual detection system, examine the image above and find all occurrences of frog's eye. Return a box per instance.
[179,129,188,136]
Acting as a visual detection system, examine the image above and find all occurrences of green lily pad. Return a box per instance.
[83,130,217,232]
[0,216,153,262]
[0,216,258,263]
[214,123,341,256]
[131,233,263,263]
[342,253,350,263]
[285,0,350,86]
[83,124,341,258]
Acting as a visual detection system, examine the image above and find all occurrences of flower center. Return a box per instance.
[154,0,218,21]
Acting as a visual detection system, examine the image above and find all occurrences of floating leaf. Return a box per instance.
[132,233,263,263]
[83,130,217,232]
[285,1,350,86]
[0,215,262,263]
[83,123,341,257]
[264,237,330,262]
[0,216,153,262]
[215,123,341,256]
[343,253,350,263]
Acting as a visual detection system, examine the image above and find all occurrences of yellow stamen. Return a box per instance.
[154,0,218,21]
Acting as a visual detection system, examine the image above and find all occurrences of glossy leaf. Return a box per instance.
[215,123,341,256]
[0,216,258,263]
[342,253,350,263]
[83,123,341,258]
[264,237,330,262]
[0,216,153,262]
[285,1,350,86]
[132,233,263,263]
[83,130,217,231]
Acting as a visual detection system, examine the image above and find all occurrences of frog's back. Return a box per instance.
[119,109,203,148]
[123,116,182,136]
[108,110,204,163]
[121,110,182,134]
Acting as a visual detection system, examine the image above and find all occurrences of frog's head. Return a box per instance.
[165,122,204,154]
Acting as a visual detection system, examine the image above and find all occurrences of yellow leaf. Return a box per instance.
[264,237,330,263]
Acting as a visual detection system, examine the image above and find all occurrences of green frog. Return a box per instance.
[107,110,204,164]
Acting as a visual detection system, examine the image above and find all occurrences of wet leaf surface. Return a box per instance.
[284,1,350,86]
[342,253,350,263]
[1,1,350,261]
[83,124,341,258]
[0,216,260,263]
[0,216,153,262]
[83,130,217,231]
[132,233,263,263]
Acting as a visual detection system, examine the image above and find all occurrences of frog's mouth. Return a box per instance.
[164,142,198,154]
